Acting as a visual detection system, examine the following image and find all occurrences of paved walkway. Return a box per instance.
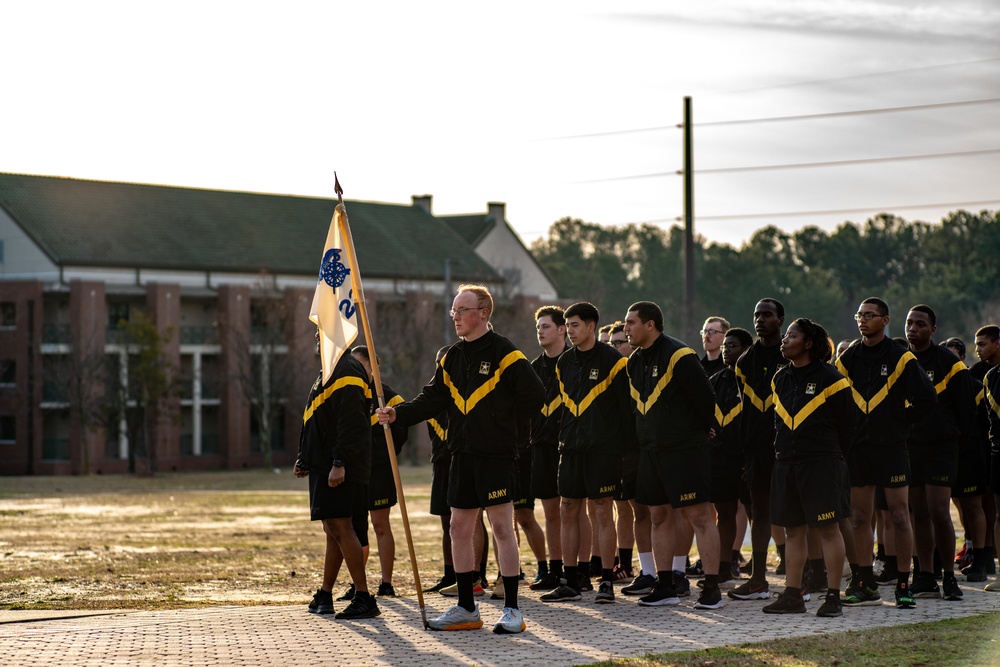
[3,576,999,666]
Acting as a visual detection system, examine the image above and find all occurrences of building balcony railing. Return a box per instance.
[180,326,219,346]
[42,323,71,344]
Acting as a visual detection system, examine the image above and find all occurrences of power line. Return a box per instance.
[668,199,1000,223]
[578,147,1000,182]
[543,97,1000,140]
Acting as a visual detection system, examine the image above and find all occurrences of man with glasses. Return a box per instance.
[700,317,730,378]
[377,284,544,634]
[835,297,936,609]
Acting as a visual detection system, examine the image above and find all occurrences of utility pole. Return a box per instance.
[682,96,695,339]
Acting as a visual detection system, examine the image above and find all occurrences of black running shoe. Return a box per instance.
[673,572,691,597]
[875,567,898,587]
[894,583,916,609]
[336,583,356,601]
[423,575,456,593]
[376,581,396,597]
[638,584,680,607]
[842,584,881,606]
[308,588,334,615]
[335,592,381,619]
[910,573,940,599]
[816,593,843,618]
[942,573,963,601]
[685,559,704,576]
[728,580,770,600]
[540,584,582,602]
[762,591,806,614]
[529,572,562,591]
[577,573,593,592]
[622,572,657,596]
[595,580,615,604]
[774,558,786,575]
[693,586,724,610]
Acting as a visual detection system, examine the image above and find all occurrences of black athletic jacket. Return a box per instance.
[834,337,937,448]
[393,330,545,459]
[296,353,372,484]
[771,361,855,460]
[984,366,1000,455]
[368,382,409,468]
[710,366,744,466]
[908,344,975,452]
[627,333,715,451]
[556,342,635,453]
[427,411,449,463]
[970,378,990,455]
[530,349,565,448]
[735,340,785,454]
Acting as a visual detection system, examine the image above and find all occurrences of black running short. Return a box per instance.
[530,442,559,500]
[367,464,398,511]
[770,456,851,528]
[309,472,368,523]
[513,448,534,510]
[908,444,957,488]
[952,446,988,498]
[709,454,743,504]
[848,443,910,488]
[448,451,517,510]
[615,449,638,501]
[635,446,711,509]
[744,446,775,493]
[430,455,452,516]
[558,449,621,500]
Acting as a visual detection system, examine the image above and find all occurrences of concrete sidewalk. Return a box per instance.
[3,576,998,666]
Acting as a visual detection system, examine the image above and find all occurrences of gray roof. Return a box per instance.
[0,173,500,282]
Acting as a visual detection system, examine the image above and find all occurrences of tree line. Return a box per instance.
[529,210,1000,345]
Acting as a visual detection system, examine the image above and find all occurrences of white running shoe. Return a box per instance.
[492,606,526,634]
[428,604,483,631]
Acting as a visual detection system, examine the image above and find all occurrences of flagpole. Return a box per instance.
[333,174,428,630]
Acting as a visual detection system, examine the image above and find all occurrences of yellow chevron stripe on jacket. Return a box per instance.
[303,376,370,424]
[428,417,448,441]
[986,382,1000,419]
[772,377,850,431]
[540,395,563,417]
[835,352,916,414]
[440,350,527,415]
[715,402,742,428]
[370,394,405,426]
[630,348,695,415]
[734,366,774,413]
[932,360,967,395]
[559,356,628,417]
[975,387,984,407]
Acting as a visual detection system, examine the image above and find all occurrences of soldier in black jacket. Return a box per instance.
[904,306,973,600]
[983,365,1000,592]
[350,346,409,599]
[378,285,544,635]
[293,329,379,620]
[730,298,786,601]
[624,301,723,611]
[762,318,855,617]
[971,325,1000,382]
[528,306,569,591]
[835,297,937,609]
[424,346,456,593]
[540,302,635,606]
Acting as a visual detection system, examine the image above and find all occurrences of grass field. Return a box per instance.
[2,467,999,667]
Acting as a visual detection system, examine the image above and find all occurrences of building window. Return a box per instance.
[0,360,15,386]
[0,416,14,443]
[108,302,130,328]
[0,302,14,328]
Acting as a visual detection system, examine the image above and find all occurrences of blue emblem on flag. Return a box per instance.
[319,248,350,288]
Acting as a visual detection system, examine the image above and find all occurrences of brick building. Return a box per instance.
[0,173,558,475]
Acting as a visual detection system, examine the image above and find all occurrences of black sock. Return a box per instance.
[602,568,614,583]
[479,562,487,583]
[719,561,732,580]
[657,570,672,588]
[564,566,579,590]
[826,587,840,599]
[703,573,719,592]
[785,585,801,598]
[537,560,548,576]
[443,564,456,580]
[503,575,519,609]
[590,555,601,570]
[897,571,910,587]
[550,559,563,576]
[883,555,898,575]
[457,571,477,612]
[751,551,768,583]
[809,558,825,579]
[876,543,886,560]
[776,543,786,561]
[578,561,590,578]
[732,549,743,563]
[860,566,874,588]
[619,548,633,569]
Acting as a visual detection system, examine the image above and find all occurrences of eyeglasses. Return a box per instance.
[450,306,483,318]
[723,342,743,350]
[610,339,629,346]
[853,312,882,322]
[700,328,725,336]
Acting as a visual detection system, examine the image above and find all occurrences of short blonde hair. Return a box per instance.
[457,284,493,319]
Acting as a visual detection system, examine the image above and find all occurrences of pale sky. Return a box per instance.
[3,0,999,248]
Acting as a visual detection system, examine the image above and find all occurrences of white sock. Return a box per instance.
[673,556,687,572]
[639,552,656,575]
